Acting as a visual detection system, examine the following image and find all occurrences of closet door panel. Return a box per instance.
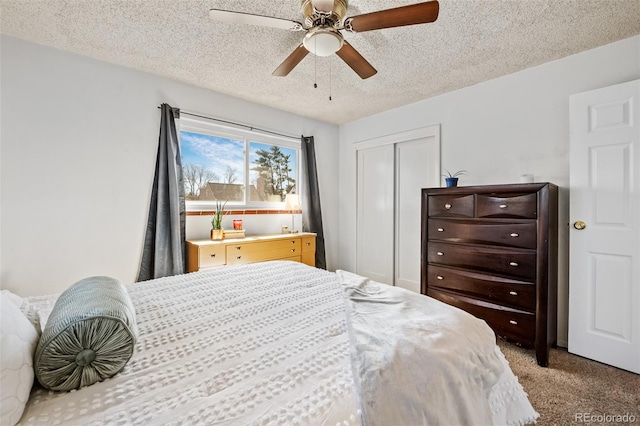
[356,145,395,284]
[395,138,437,293]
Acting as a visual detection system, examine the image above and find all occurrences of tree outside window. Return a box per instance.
[250,145,296,202]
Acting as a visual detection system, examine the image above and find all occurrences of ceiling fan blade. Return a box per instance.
[335,41,377,79]
[209,9,304,31]
[344,1,439,33]
[272,44,310,77]
[311,0,334,13]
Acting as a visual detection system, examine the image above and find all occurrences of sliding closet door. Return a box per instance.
[356,145,395,284]
[355,125,440,289]
[395,139,439,293]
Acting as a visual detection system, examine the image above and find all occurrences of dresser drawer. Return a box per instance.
[428,242,536,280]
[199,245,226,268]
[428,195,474,218]
[428,219,537,249]
[428,288,535,346]
[226,238,301,264]
[476,193,537,218]
[427,265,535,311]
[301,236,315,252]
[227,238,302,256]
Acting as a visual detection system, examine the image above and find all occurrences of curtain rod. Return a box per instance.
[158,105,301,141]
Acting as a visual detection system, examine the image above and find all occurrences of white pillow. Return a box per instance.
[1,293,39,426]
[1,290,42,335]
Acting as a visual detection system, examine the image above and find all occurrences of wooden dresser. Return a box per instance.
[186,233,316,272]
[421,183,558,366]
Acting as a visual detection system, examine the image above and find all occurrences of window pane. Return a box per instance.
[180,131,245,202]
[249,142,297,202]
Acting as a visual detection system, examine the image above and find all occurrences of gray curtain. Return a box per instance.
[300,136,326,269]
[137,104,186,281]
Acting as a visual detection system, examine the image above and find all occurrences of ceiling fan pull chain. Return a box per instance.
[314,37,318,89]
[329,56,332,101]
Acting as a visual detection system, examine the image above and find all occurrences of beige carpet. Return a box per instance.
[498,339,640,425]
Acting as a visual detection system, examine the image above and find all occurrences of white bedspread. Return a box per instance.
[19,261,538,425]
[338,270,539,426]
[20,262,360,425]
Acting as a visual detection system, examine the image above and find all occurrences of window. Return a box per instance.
[179,117,299,210]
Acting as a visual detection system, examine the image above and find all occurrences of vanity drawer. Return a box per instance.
[428,288,535,346]
[302,236,316,252]
[476,193,537,218]
[226,238,301,255]
[226,238,302,265]
[428,219,537,249]
[427,265,535,312]
[428,195,474,218]
[427,242,537,280]
[199,245,226,268]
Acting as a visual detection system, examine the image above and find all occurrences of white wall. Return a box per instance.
[0,36,339,296]
[338,35,640,347]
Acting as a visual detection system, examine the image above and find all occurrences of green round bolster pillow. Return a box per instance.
[34,276,138,391]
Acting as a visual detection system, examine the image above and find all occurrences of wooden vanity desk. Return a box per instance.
[186,233,316,272]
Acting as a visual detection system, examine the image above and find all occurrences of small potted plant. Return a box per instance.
[210,200,227,240]
[443,170,467,187]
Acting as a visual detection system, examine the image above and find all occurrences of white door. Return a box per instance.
[395,139,440,292]
[568,79,640,374]
[356,145,395,284]
[355,126,440,289]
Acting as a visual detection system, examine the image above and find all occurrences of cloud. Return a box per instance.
[181,131,245,181]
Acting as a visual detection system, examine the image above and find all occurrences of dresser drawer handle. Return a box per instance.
[509,261,519,267]
[444,203,452,210]
[437,275,444,280]
[236,246,241,250]
[291,249,296,253]
[290,240,296,244]
[509,291,518,296]
[499,204,508,209]
[437,228,444,232]
[210,253,216,258]
[510,233,519,237]
[306,242,311,246]
[437,252,444,256]
[236,256,242,260]
[509,320,518,325]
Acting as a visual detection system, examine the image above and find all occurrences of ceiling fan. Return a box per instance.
[209,0,439,80]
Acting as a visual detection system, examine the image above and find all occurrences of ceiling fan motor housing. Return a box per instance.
[301,0,348,28]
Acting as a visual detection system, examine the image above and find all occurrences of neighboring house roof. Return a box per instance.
[198,182,264,202]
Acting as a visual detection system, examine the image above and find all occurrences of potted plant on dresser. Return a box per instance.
[443,170,467,187]
[210,200,227,240]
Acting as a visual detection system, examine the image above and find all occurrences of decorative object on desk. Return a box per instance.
[442,169,467,187]
[233,219,243,230]
[210,200,227,240]
[224,229,246,239]
[281,225,290,234]
[284,193,301,232]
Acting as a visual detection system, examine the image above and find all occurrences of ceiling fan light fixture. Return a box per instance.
[303,28,343,56]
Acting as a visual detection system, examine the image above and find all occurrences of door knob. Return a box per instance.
[573,221,586,230]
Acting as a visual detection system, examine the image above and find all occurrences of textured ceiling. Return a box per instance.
[1,0,639,125]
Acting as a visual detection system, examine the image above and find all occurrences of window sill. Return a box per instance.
[187,209,301,216]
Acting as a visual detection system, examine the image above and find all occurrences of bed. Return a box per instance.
[3,261,538,425]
